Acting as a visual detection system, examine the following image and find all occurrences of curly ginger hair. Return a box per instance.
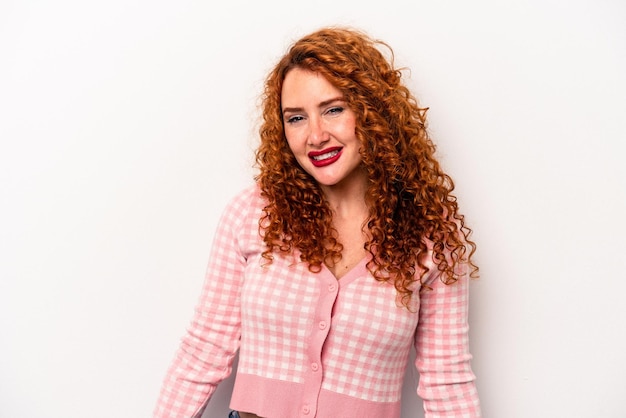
[255,26,478,307]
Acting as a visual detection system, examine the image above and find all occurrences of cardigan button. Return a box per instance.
[328,283,336,292]
[311,362,319,371]
[302,404,310,414]
[318,321,327,330]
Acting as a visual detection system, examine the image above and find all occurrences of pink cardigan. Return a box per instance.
[154,185,481,417]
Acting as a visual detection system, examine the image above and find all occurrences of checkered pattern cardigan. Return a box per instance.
[154,185,481,417]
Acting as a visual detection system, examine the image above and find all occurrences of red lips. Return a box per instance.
[308,147,343,167]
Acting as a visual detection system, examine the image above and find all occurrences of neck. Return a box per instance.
[319,169,369,220]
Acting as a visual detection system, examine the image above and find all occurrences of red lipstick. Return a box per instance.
[308,147,343,167]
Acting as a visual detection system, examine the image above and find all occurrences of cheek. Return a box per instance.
[339,115,358,137]
[284,135,295,154]
[284,131,304,154]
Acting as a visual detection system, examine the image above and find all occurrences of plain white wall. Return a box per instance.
[1,0,625,417]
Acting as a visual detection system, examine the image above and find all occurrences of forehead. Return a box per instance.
[281,68,343,106]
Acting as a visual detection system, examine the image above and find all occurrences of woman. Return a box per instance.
[154,26,481,417]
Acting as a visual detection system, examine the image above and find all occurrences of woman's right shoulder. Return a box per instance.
[225,182,263,209]
[219,183,266,225]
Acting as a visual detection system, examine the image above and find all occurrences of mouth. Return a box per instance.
[308,147,342,167]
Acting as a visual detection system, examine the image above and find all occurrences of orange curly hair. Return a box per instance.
[255,26,478,307]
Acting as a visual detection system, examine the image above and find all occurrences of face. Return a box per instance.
[281,68,365,192]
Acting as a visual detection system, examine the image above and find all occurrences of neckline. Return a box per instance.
[321,256,369,286]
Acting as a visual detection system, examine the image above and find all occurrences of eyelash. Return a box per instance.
[286,115,303,124]
[285,107,344,125]
[327,106,344,115]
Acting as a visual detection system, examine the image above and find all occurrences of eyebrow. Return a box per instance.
[282,97,346,115]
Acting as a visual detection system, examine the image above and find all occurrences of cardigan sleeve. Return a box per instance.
[153,193,250,418]
[414,262,482,417]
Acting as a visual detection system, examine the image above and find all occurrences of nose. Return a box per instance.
[307,116,329,146]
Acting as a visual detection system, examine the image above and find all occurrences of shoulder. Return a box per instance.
[219,183,266,229]
[224,183,264,212]
[418,237,470,286]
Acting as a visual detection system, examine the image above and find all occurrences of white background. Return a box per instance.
[1,1,625,417]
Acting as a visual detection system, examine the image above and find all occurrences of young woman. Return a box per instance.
[154,26,481,418]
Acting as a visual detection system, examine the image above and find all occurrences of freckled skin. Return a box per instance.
[281,68,365,194]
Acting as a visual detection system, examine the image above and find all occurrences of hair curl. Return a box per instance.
[255,26,478,307]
